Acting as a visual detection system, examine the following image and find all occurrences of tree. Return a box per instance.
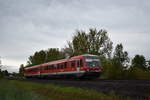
[19,64,24,76]
[27,50,46,66]
[61,41,74,57]
[103,44,130,79]
[0,57,2,70]
[64,28,113,58]
[113,44,129,68]
[0,58,3,78]
[131,55,146,70]
[2,70,9,76]
[148,61,150,70]
[26,48,63,67]
[88,29,113,58]
[46,48,62,62]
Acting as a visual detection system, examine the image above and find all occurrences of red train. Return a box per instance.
[24,54,103,79]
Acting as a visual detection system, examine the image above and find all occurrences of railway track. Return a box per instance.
[9,78,150,99]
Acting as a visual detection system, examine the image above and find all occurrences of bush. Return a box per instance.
[126,67,150,79]
[0,71,4,79]
[101,59,125,79]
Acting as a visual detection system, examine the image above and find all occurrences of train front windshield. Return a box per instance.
[84,56,101,68]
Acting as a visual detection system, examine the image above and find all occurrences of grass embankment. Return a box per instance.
[0,79,138,100]
[0,79,48,100]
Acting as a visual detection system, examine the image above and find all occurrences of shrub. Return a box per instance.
[127,67,150,79]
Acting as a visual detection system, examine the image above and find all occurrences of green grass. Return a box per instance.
[0,79,49,100]
[0,79,141,100]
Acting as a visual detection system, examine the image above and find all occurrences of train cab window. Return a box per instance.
[71,61,75,68]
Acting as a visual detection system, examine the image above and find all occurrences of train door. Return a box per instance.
[77,60,80,72]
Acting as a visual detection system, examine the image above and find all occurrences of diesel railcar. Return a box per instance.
[24,54,103,79]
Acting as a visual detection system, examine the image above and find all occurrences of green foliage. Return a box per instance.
[0,70,3,78]
[72,30,89,55]
[46,48,62,62]
[61,41,74,57]
[126,67,150,79]
[27,50,46,66]
[0,69,8,78]
[26,48,63,67]
[101,58,125,79]
[63,28,113,58]
[0,80,48,100]
[113,44,129,67]
[9,80,136,100]
[24,28,150,80]
[131,55,146,70]
[19,64,24,76]
[0,60,2,78]
[102,44,130,79]
[147,60,150,70]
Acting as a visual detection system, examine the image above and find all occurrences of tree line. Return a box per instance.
[19,28,150,79]
[0,60,9,78]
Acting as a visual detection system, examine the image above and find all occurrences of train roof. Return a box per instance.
[80,54,99,57]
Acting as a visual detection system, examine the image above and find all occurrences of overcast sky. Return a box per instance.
[0,0,150,72]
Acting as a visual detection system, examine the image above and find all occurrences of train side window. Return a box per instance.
[35,68,38,72]
[64,62,67,68]
[48,65,50,70]
[44,66,47,70]
[54,64,57,70]
[80,59,83,67]
[71,61,75,68]
[57,64,60,69]
[77,60,80,67]
[57,64,59,69]
[50,65,53,70]
[59,64,61,69]
[51,65,54,70]
[60,63,64,69]
[27,69,30,72]
[35,68,37,72]
[77,59,83,67]
[37,68,39,72]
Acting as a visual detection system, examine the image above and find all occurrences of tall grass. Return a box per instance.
[1,79,145,100]
[10,80,135,100]
[0,79,49,100]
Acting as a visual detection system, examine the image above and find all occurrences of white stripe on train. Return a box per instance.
[24,70,100,76]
